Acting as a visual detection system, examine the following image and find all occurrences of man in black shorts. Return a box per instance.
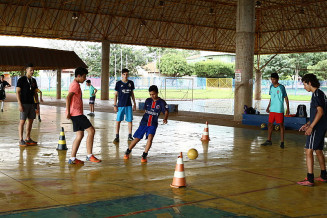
[0,74,11,112]
[16,63,38,146]
[66,67,101,165]
[298,73,327,186]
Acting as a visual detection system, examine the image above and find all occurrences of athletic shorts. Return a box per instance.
[0,91,5,100]
[70,115,92,132]
[305,128,326,150]
[116,106,133,122]
[89,96,95,104]
[34,103,39,109]
[20,104,36,120]
[133,125,157,140]
[268,112,284,124]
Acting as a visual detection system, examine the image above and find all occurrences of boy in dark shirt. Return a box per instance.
[0,74,11,112]
[297,74,327,186]
[16,63,38,146]
[124,85,169,163]
[113,69,136,142]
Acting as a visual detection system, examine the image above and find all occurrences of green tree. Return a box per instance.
[158,53,194,77]
[109,44,147,77]
[193,60,234,78]
[308,60,327,80]
[49,41,147,77]
[83,44,102,77]
[255,53,327,80]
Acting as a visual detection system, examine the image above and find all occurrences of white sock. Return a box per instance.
[70,157,76,161]
[1,101,3,109]
[87,154,93,158]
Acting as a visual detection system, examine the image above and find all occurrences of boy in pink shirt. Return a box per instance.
[66,67,101,165]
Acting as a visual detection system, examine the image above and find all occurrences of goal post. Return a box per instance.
[163,77,194,101]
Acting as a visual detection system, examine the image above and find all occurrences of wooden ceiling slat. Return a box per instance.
[1,0,327,54]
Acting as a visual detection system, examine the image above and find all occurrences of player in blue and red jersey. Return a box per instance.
[124,85,169,163]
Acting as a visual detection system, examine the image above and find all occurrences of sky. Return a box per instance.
[0,35,52,48]
[0,35,229,56]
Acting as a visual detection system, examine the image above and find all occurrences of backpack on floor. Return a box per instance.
[244,105,256,114]
[295,104,307,118]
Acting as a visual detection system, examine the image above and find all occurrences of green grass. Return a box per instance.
[38,88,236,100]
[261,94,311,101]
[9,88,311,101]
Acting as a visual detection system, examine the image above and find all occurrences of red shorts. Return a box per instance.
[268,112,284,124]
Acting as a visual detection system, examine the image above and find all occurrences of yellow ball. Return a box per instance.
[187,148,198,160]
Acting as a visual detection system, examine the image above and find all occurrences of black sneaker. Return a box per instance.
[280,142,285,149]
[113,137,119,143]
[128,135,133,141]
[1,109,3,112]
[261,140,272,146]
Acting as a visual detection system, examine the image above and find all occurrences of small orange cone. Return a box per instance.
[200,121,210,141]
[170,152,186,188]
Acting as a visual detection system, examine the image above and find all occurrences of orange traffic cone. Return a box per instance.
[170,152,186,188]
[200,121,210,141]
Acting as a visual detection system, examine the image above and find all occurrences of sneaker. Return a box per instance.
[280,142,284,149]
[128,135,134,141]
[19,140,27,147]
[1,109,3,112]
[124,154,130,160]
[297,178,314,187]
[141,157,147,163]
[86,155,101,163]
[315,176,327,182]
[87,113,95,116]
[25,139,37,145]
[68,158,84,165]
[261,140,272,146]
[113,137,119,143]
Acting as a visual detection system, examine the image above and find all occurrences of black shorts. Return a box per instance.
[305,128,326,150]
[70,115,92,132]
[89,96,95,104]
[0,91,5,100]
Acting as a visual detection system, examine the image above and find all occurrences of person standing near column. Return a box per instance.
[16,63,38,146]
[261,72,290,148]
[0,74,11,112]
[113,69,136,143]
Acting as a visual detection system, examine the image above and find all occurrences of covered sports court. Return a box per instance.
[1,100,326,217]
[1,0,327,217]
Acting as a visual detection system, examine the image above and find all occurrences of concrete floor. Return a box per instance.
[1,102,327,217]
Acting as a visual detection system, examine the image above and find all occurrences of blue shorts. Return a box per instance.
[116,106,133,122]
[133,125,157,140]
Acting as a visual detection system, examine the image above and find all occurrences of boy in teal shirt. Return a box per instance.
[86,80,97,116]
[261,73,290,148]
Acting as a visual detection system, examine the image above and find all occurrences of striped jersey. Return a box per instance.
[140,97,168,127]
